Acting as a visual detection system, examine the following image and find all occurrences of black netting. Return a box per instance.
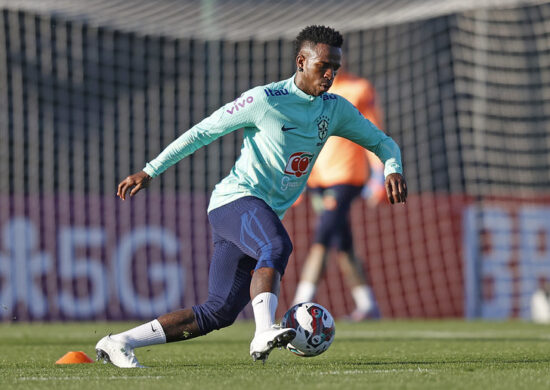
[1,2,549,320]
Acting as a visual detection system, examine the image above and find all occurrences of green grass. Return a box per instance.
[2,320,550,389]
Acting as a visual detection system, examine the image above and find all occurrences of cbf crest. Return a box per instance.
[316,115,330,142]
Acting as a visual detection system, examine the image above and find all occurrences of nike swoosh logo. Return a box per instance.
[151,323,157,332]
[254,299,264,305]
[281,125,297,132]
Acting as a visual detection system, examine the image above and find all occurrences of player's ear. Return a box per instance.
[296,54,305,72]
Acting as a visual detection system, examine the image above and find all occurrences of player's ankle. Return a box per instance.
[252,292,278,335]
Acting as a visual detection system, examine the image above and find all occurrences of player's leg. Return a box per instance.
[96,226,257,368]
[208,196,296,361]
[336,250,378,320]
[191,235,256,334]
[293,244,328,304]
[248,266,296,362]
[293,188,330,305]
[294,185,363,305]
[331,185,379,320]
[95,319,165,367]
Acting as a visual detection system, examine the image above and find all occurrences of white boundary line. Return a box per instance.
[318,368,432,375]
[336,330,550,339]
[17,376,165,381]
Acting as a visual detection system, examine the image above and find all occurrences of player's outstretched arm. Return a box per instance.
[385,173,407,204]
[117,170,152,200]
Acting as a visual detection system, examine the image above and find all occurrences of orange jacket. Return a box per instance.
[308,72,384,188]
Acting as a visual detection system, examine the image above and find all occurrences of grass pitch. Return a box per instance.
[2,320,550,389]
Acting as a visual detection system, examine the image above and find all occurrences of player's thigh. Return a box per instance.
[329,184,363,214]
[208,196,292,262]
[315,185,361,244]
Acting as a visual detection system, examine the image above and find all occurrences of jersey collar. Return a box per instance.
[290,74,318,102]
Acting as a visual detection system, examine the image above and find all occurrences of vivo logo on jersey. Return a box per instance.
[264,88,289,97]
[226,95,254,114]
[284,152,313,178]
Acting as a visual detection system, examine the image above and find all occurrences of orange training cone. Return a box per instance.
[55,351,94,364]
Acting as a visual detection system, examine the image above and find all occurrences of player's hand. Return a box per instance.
[117,171,152,200]
[385,173,407,204]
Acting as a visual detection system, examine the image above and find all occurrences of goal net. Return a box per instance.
[0,1,549,320]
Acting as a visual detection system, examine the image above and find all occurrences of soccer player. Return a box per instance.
[293,69,386,321]
[96,25,407,368]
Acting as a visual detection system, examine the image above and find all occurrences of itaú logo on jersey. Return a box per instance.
[264,88,289,96]
[284,152,313,178]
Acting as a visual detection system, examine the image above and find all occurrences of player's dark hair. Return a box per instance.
[294,25,343,57]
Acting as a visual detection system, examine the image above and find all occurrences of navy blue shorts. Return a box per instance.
[311,184,362,251]
[192,196,293,334]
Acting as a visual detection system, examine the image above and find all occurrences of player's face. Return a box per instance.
[295,43,342,96]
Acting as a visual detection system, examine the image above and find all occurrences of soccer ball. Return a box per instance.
[281,302,335,357]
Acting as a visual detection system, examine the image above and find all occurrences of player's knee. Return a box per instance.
[262,233,293,262]
[193,300,239,334]
[274,233,293,259]
[257,234,293,274]
[314,224,333,247]
[210,311,237,330]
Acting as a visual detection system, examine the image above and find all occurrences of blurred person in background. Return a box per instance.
[531,280,550,324]
[293,68,386,321]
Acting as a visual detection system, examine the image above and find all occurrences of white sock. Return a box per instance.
[111,319,167,349]
[252,292,278,335]
[351,285,374,313]
[293,281,316,306]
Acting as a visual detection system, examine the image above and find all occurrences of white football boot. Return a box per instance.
[95,335,145,368]
[249,325,296,363]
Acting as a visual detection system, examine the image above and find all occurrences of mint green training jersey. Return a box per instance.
[143,75,403,219]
